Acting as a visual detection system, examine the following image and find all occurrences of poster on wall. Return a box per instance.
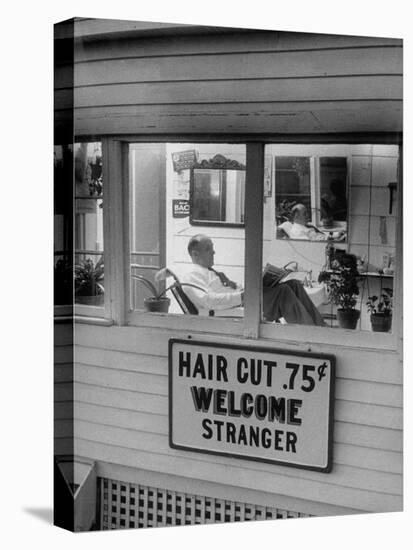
[172,149,199,172]
[169,339,335,472]
[173,173,190,200]
[172,199,190,218]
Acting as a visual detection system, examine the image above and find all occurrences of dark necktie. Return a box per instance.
[208,267,237,289]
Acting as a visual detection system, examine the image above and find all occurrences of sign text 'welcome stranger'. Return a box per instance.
[169,340,335,472]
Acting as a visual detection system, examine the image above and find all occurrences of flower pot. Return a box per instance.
[370,314,392,332]
[144,297,170,313]
[337,308,360,329]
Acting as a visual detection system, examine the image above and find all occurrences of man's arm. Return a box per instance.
[183,270,243,311]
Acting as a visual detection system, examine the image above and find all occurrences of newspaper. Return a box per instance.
[262,263,308,288]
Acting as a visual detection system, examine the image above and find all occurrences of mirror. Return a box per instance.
[190,154,245,227]
[275,156,348,242]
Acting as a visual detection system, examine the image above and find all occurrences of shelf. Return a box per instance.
[359,271,394,278]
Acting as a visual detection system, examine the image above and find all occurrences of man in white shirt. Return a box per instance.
[182,234,325,325]
[182,235,244,315]
[289,204,329,241]
[285,204,345,241]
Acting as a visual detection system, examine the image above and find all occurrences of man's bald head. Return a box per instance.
[291,203,308,224]
[188,234,215,268]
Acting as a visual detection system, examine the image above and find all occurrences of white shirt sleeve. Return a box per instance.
[290,223,327,241]
[182,267,243,311]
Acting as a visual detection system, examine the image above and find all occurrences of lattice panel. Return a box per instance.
[99,477,311,530]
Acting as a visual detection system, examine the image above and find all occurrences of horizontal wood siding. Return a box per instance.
[54,321,74,457]
[63,28,402,136]
[73,28,402,60]
[70,48,401,86]
[73,323,402,513]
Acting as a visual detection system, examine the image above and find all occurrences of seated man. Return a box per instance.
[285,204,345,241]
[182,234,325,326]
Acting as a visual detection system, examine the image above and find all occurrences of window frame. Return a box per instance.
[80,135,402,351]
[71,140,107,320]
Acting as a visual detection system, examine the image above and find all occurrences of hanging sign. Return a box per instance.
[169,340,335,472]
[172,199,190,218]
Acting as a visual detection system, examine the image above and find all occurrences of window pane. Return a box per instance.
[319,157,348,226]
[263,144,399,333]
[74,142,104,307]
[129,143,245,318]
[275,157,311,226]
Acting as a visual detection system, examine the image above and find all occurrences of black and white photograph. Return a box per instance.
[3,1,410,548]
[53,12,403,532]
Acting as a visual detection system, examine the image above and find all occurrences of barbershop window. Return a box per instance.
[129,143,246,317]
[74,142,104,314]
[263,144,399,334]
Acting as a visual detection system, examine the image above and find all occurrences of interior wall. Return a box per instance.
[163,143,398,281]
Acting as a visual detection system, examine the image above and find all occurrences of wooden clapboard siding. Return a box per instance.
[59,25,402,136]
[73,323,402,513]
[73,419,402,482]
[55,363,74,383]
[69,47,402,87]
[74,362,402,409]
[74,344,402,385]
[72,102,402,136]
[74,381,401,431]
[73,420,403,498]
[74,439,400,513]
[73,18,194,40]
[75,400,402,453]
[54,321,73,457]
[73,28,402,61]
[55,402,73,420]
[71,77,400,110]
[74,324,402,383]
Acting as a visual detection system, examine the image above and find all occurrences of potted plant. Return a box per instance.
[75,256,104,306]
[318,252,360,329]
[133,268,206,313]
[366,288,393,332]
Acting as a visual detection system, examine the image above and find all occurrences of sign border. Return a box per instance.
[168,338,335,473]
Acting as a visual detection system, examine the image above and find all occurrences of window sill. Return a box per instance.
[74,316,114,326]
[259,322,399,352]
[75,304,105,319]
[128,310,244,337]
[127,310,399,352]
